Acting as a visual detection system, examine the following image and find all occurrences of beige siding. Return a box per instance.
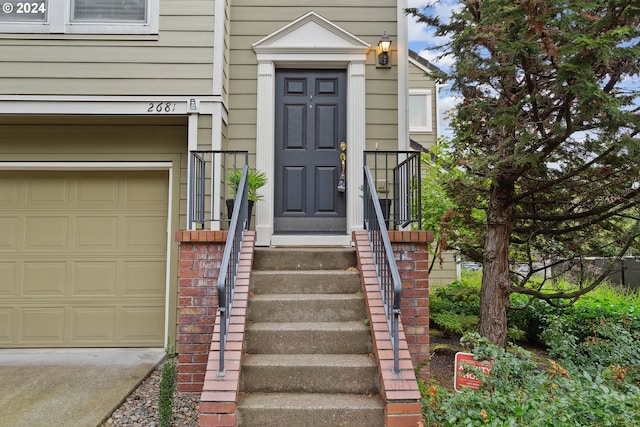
[429,251,459,288]
[0,0,215,95]
[227,0,399,156]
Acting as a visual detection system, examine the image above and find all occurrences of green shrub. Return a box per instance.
[430,312,478,336]
[421,332,640,426]
[158,350,178,427]
[542,315,640,387]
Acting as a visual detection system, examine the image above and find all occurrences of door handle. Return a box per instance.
[337,144,346,192]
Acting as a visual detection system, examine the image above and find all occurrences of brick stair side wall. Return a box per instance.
[353,230,433,427]
[175,230,229,393]
[388,230,433,382]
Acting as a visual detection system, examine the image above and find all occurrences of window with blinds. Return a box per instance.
[71,0,147,23]
[0,0,158,34]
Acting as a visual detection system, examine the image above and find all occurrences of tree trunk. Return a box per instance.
[479,179,514,347]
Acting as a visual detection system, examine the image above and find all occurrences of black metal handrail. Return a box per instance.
[364,151,422,230]
[189,150,249,229]
[216,165,249,376]
[363,165,402,374]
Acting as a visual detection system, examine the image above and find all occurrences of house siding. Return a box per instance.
[0,0,216,96]
[227,0,399,157]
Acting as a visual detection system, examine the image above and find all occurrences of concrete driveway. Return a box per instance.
[0,348,165,427]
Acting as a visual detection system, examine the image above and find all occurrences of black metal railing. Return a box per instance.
[189,150,249,229]
[216,165,249,376]
[363,151,422,230]
[363,165,403,374]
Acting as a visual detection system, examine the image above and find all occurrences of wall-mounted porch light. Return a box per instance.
[377,32,392,67]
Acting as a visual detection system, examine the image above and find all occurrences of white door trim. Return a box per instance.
[252,12,370,246]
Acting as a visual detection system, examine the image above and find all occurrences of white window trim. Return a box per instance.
[0,0,159,34]
[409,89,433,133]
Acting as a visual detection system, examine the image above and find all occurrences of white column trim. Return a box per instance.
[348,60,366,235]
[255,60,276,246]
[397,0,409,150]
[212,0,227,96]
[211,103,225,230]
[187,113,199,230]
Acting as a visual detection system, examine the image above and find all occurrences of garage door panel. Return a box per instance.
[0,263,16,295]
[77,177,119,205]
[27,176,70,205]
[0,308,14,343]
[121,307,164,342]
[72,307,116,342]
[23,262,67,296]
[0,177,19,205]
[75,216,119,250]
[125,217,167,250]
[125,175,168,207]
[24,217,69,250]
[0,217,18,249]
[21,308,65,343]
[123,261,166,295]
[73,262,117,296]
[0,171,168,347]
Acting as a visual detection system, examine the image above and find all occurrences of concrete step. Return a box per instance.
[253,247,357,270]
[250,270,361,294]
[240,354,378,394]
[244,321,372,354]
[247,294,367,322]
[237,392,384,427]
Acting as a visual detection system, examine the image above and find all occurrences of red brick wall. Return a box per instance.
[175,231,228,393]
[388,231,433,381]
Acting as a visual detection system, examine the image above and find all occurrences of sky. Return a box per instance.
[406,0,460,139]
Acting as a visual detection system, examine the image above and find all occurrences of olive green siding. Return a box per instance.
[227,0,399,155]
[0,0,215,95]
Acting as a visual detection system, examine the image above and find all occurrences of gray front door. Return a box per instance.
[274,69,347,234]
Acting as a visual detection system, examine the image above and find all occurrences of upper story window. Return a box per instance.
[0,0,159,34]
[409,89,433,133]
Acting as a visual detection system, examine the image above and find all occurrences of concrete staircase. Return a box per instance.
[237,247,384,427]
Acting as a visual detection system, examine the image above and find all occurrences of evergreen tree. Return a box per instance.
[408,0,640,346]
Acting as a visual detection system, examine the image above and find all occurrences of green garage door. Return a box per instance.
[0,171,168,348]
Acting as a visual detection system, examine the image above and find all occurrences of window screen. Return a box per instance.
[71,0,146,22]
[0,0,48,22]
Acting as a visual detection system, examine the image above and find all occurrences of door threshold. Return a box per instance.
[270,234,352,247]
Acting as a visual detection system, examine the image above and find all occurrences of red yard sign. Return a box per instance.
[454,352,492,392]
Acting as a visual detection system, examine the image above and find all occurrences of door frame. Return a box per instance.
[252,12,370,246]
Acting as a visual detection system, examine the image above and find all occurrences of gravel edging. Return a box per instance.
[100,363,200,426]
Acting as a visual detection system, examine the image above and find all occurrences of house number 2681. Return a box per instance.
[147,102,176,113]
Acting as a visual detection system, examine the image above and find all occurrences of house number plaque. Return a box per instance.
[147,102,177,113]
